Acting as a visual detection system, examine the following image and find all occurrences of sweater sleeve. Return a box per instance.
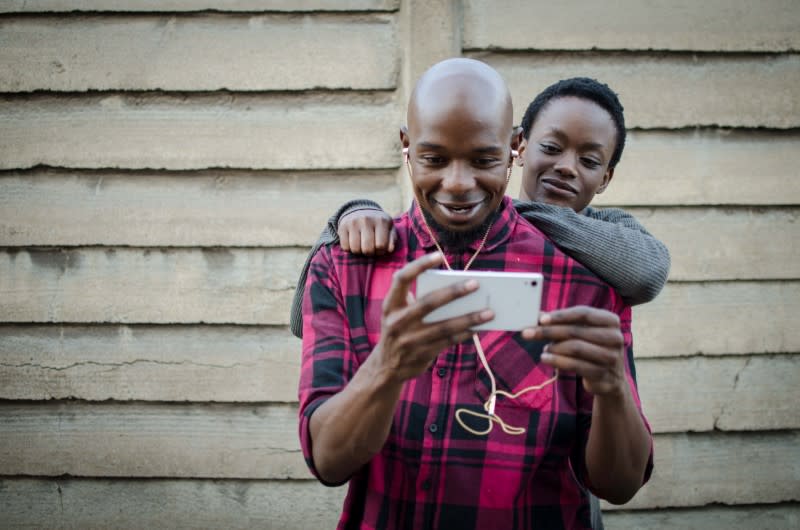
[512,200,671,306]
[289,199,384,338]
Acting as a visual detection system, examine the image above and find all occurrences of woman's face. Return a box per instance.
[518,96,617,213]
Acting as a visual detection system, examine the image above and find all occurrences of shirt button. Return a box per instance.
[437,367,447,377]
[428,423,438,433]
[421,479,431,491]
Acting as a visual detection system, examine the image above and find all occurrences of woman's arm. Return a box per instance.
[513,200,671,306]
[289,199,383,338]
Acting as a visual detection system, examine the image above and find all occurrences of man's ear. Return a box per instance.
[400,126,410,149]
[596,166,615,194]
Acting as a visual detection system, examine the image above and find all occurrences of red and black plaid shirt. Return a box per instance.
[299,196,652,529]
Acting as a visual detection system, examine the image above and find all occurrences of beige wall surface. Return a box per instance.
[1,1,798,528]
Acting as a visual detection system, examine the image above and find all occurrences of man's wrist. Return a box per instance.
[356,346,404,395]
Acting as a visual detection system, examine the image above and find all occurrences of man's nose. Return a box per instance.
[553,152,578,178]
[441,161,476,192]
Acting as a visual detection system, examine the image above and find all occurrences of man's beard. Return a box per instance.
[422,205,500,256]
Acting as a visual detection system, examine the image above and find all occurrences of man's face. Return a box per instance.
[519,96,617,213]
[403,99,514,233]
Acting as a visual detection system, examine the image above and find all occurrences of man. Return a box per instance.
[298,58,652,529]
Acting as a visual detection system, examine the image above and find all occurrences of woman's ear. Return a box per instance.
[516,138,528,166]
[596,166,615,194]
[510,126,524,164]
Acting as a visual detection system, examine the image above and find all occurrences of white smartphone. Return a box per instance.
[416,269,543,331]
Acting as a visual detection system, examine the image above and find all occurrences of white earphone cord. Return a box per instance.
[406,149,558,436]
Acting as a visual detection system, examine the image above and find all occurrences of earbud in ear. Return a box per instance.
[511,149,519,158]
[402,147,409,163]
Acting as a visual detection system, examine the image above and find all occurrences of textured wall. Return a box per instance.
[1,1,798,528]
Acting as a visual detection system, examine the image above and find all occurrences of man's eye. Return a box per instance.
[539,143,560,154]
[475,157,498,166]
[422,156,443,165]
[581,158,601,169]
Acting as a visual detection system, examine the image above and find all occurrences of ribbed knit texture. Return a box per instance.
[288,199,670,339]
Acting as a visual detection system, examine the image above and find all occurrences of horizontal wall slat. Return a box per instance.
[0,478,346,530]
[633,281,800,358]
[0,248,307,324]
[0,325,301,402]
[2,478,797,529]
[5,175,797,261]
[0,0,399,12]
[0,14,398,92]
[2,325,797,434]
[463,0,800,52]
[616,432,800,510]
[508,130,800,208]
[637,355,800,433]
[593,130,800,206]
[480,53,800,128]
[604,505,800,530]
[624,207,799,281]
[0,94,400,170]
[3,251,799,357]
[1,404,797,508]
[0,402,305,479]
[0,170,402,246]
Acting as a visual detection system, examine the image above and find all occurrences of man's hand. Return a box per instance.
[372,252,494,384]
[522,306,627,397]
[338,209,397,256]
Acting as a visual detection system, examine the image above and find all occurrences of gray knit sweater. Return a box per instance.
[288,199,670,339]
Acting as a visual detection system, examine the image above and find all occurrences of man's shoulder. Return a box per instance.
[507,213,625,310]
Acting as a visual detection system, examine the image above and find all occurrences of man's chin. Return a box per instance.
[423,206,497,253]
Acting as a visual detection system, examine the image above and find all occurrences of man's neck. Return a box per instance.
[422,206,500,256]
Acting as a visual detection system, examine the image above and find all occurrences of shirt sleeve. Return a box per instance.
[513,200,671,306]
[289,198,384,338]
[297,244,363,485]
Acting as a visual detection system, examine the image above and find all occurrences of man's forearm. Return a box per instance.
[585,387,652,504]
[308,351,403,484]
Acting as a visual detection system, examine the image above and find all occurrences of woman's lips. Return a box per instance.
[540,177,578,196]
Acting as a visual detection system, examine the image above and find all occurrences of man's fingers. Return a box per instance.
[539,306,620,328]
[543,339,618,365]
[529,324,623,347]
[386,311,490,359]
[540,352,607,381]
[382,252,443,313]
[404,277,485,324]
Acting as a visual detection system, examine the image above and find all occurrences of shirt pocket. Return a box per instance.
[471,334,558,424]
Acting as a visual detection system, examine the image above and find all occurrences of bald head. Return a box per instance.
[408,58,514,134]
[400,58,521,237]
